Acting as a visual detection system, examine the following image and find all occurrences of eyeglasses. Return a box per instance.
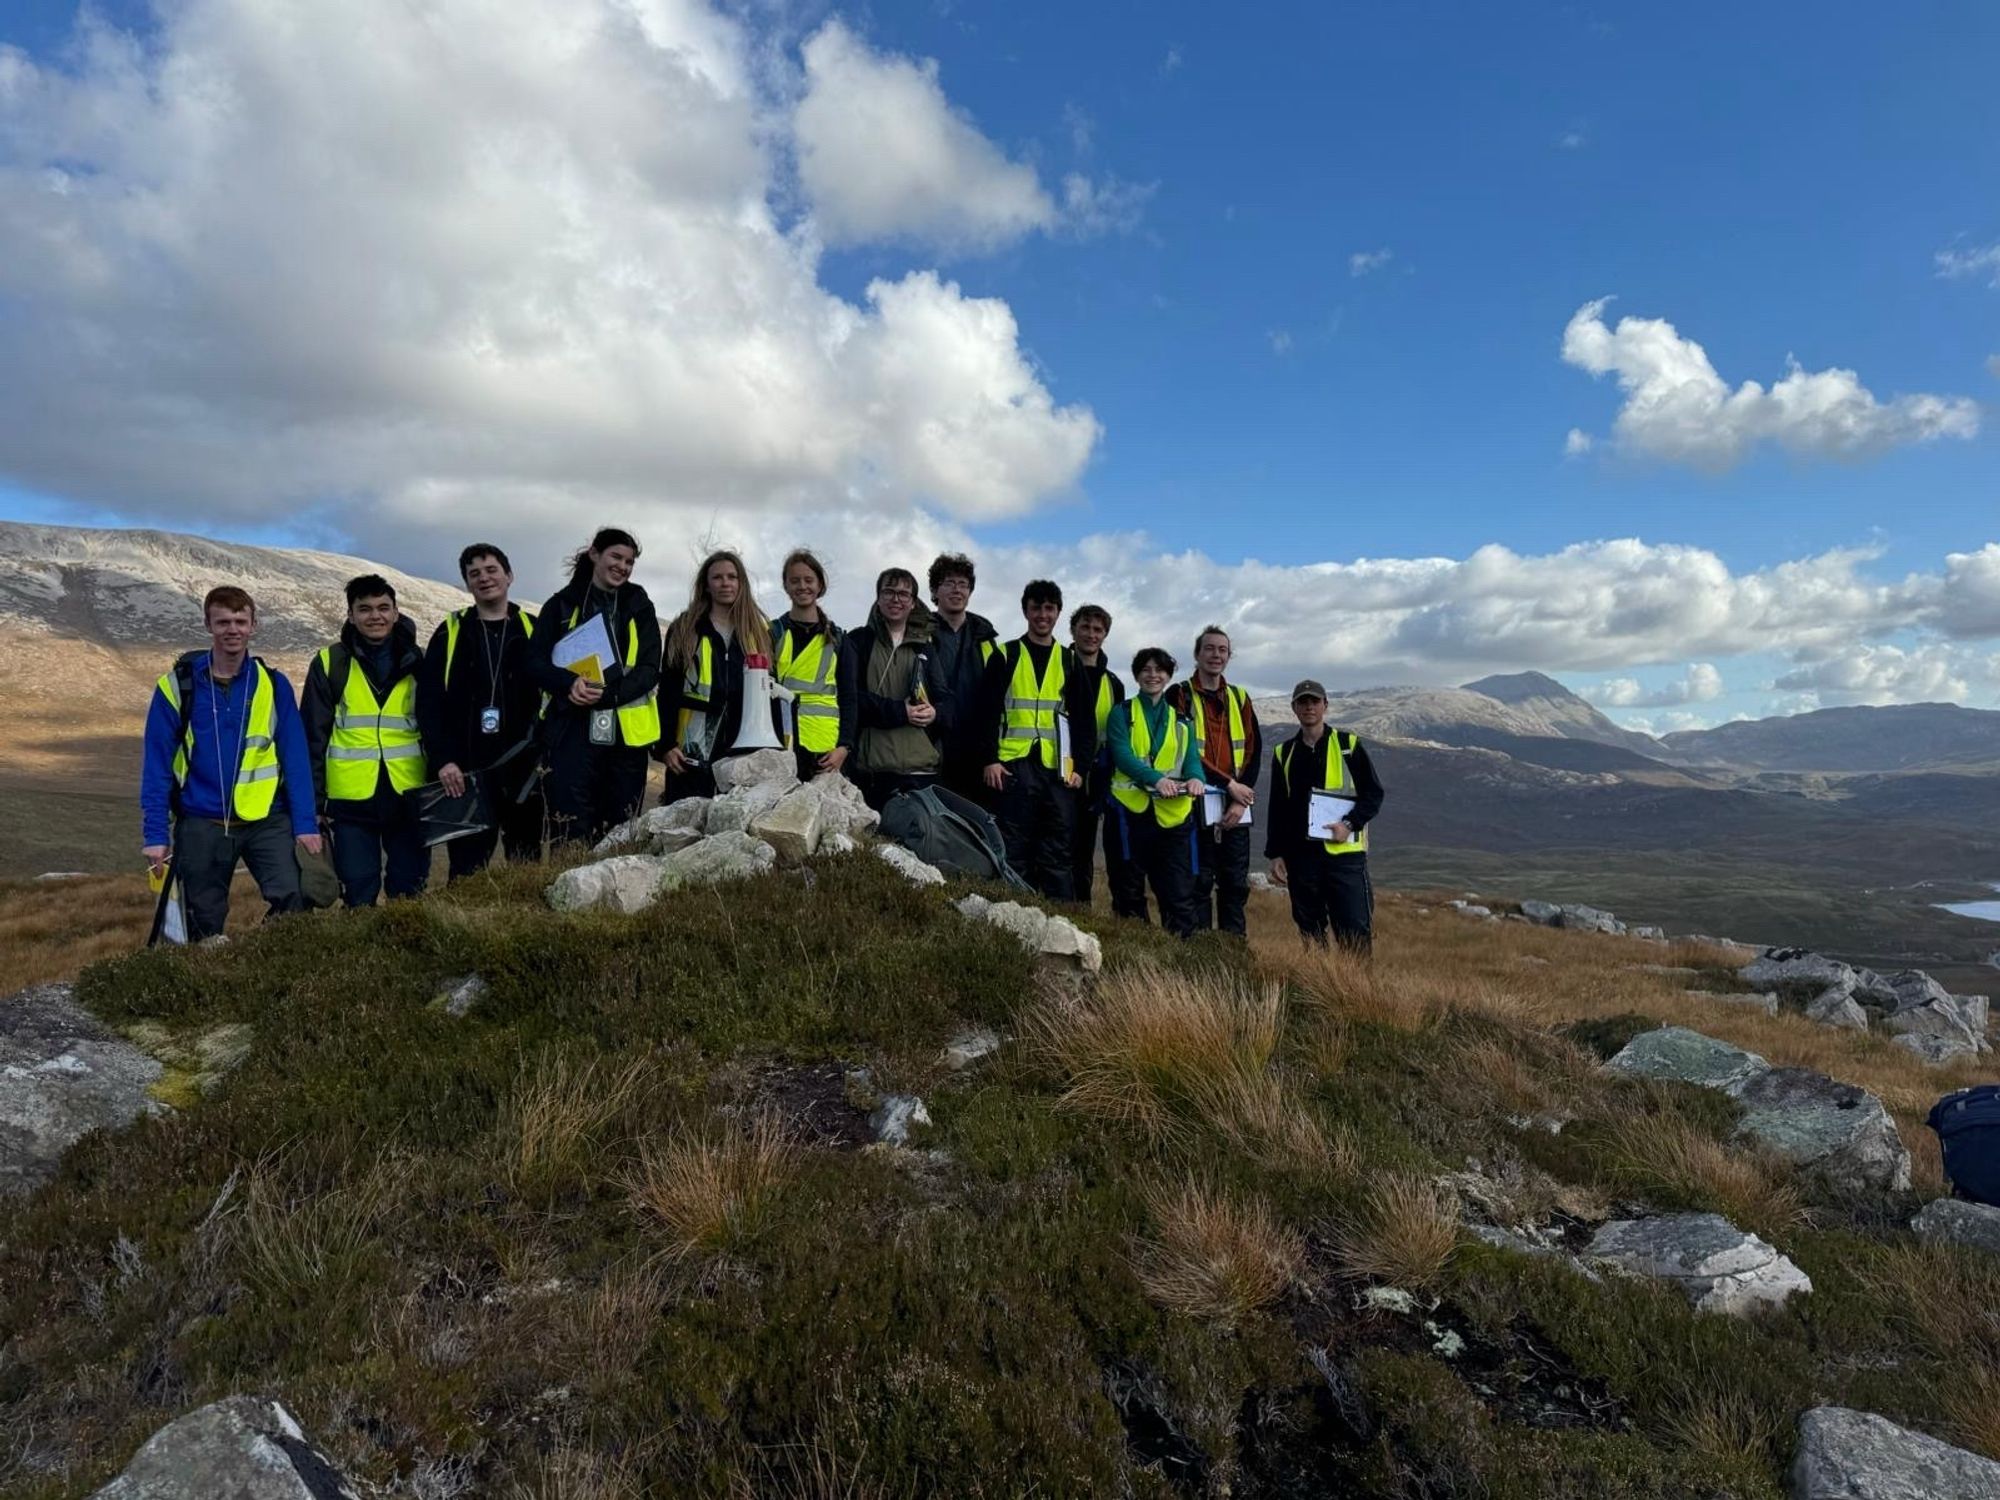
[878,588,915,601]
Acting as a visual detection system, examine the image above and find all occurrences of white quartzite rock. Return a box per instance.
[705,779,789,836]
[2,983,164,1197]
[595,800,709,856]
[1910,1197,2000,1256]
[823,832,858,855]
[662,831,777,888]
[711,748,798,794]
[1729,1066,1911,1195]
[876,845,945,886]
[1789,1405,2000,1500]
[92,1395,367,1499]
[751,787,824,863]
[870,1094,931,1146]
[798,771,882,840]
[1586,1213,1811,1314]
[951,895,1103,973]
[546,855,671,915]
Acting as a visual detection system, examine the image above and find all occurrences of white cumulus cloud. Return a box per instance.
[1583,662,1724,708]
[1349,247,1394,277]
[1937,240,2000,289]
[1564,428,1593,457]
[1561,299,1979,469]
[1772,642,2000,706]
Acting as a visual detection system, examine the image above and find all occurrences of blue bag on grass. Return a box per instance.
[1928,1085,2000,1206]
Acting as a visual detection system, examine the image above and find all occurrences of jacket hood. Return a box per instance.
[865,598,934,645]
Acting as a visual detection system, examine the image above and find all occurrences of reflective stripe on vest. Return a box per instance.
[777,624,840,754]
[443,606,535,686]
[564,606,662,748]
[998,641,1066,769]
[1110,699,1194,828]
[157,658,282,820]
[1184,680,1250,776]
[321,646,428,800]
[674,633,714,752]
[1276,729,1367,856]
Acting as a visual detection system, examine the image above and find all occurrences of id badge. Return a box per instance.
[588,708,617,746]
[479,706,501,735]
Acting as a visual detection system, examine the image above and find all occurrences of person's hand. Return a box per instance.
[296,833,323,857]
[1064,770,1083,790]
[983,762,1009,791]
[143,844,169,874]
[1221,803,1246,830]
[818,746,850,774]
[663,747,690,775]
[1156,778,1181,798]
[438,762,466,798]
[1329,821,1353,844]
[1269,856,1288,887]
[907,701,937,728]
[1228,779,1255,807]
[568,677,603,706]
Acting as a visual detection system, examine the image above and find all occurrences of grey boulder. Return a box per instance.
[662,831,776,888]
[92,1395,367,1498]
[750,787,825,863]
[1804,984,1870,1032]
[2,982,163,1197]
[1892,1031,1978,1066]
[1603,1026,1771,1093]
[1586,1213,1810,1315]
[1729,1067,1911,1195]
[1741,948,1856,992]
[546,854,670,915]
[1555,903,1625,935]
[711,748,798,794]
[1883,994,1987,1061]
[1910,1197,2000,1256]
[1519,899,1562,925]
[704,779,789,836]
[1789,1405,2000,1500]
[596,799,708,856]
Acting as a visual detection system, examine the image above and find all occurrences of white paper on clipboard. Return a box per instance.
[1056,713,1073,778]
[1203,787,1252,828]
[551,612,615,680]
[1307,790,1356,840]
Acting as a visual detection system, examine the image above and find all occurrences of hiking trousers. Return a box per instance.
[1194,820,1253,936]
[544,718,649,846]
[1108,806,1198,936]
[328,807,428,908]
[172,812,305,941]
[1288,847,1372,954]
[446,778,546,880]
[996,758,1076,901]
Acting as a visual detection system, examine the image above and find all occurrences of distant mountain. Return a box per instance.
[1663,704,2000,773]
[1460,671,1667,755]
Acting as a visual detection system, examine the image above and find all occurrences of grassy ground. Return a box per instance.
[2,861,1996,1497]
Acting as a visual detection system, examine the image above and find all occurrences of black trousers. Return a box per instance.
[1072,794,1102,906]
[445,776,546,880]
[1288,847,1373,952]
[940,755,993,811]
[1107,805,1197,936]
[996,758,1076,900]
[172,812,305,941]
[1194,821,1253,936]
[328,805,428,908]
[544,719,649,847]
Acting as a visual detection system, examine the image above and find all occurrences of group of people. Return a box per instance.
[139,527,1384,949]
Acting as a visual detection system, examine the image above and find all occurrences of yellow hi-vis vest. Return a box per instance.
[443,606,535,685]
[674,634,715,752]
[1090,669,1116,739]
[320,646,428,801]
[997,640,1067,769]
[776,622,840,754]
[1182,679,1251,777]
[157,657,282,820]
[563,606,661,748]
[1275,730,1368,856]
[1110,699,1194,828]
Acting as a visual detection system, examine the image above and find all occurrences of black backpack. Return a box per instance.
[1928,1085,2000,1206]
[879,786,1029,890]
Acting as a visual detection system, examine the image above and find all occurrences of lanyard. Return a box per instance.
[479,613,509,711]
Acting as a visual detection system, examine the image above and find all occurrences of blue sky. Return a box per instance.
[1,0,1995,723]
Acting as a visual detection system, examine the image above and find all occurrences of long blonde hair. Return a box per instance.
[666,549,770,665]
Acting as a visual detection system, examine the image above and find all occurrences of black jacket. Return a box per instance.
[933,609,999,767]
[524,579,662,726]
[303,615,426,820]
[418,603,543,780]
[973,637,1100,775]
[1070,656,1127,794]
[772,612,858,752]
[1264,728,1384,861]
[661,615,777,758]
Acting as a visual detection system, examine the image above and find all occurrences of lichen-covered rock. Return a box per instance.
[711,748,798,794]
[1911,1196,2000,1256]
[1789,1405,2000,1499]
[1587,1213,1811,1315]
[662,831,777,889]
[546,854,670,914]
[1805,985,1870,1031]
[1892,1031,1977,1066]
[2,983,164,1197]
[1742,947,1856,992]
[1603,1026,1771,1093]
[751,787,824,863]
[943,1028,1001,1070]
[876,845,945,886]
[122,1020,257,1107]
[704,780,789,836]
[1883,995,1987,1059]
[1729,1067,1911,1196]
[92,1395,367,1498]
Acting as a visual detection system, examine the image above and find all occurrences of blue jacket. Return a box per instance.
[140,655,318,846]
[1107,694,1204,791]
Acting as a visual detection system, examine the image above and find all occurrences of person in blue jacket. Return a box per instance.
[140,585,321,940]
[1104,646,1206,936]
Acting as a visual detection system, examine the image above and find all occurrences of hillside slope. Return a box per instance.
[1665,703,2000,772]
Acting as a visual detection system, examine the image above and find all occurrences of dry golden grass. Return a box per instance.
[239,1153,413,1306]
[1946,1362,2000,1461]
[0,871,267,988]
[1134,1182,1303,1326]
[1329,1171,1460,1290]
[1660,1390,1784,1470]
[625,1111,795,1259]
[511,1446,648,1500]
[1858,1241,2000,1362]
[1605,1113,1804,1236]
[499,1050,657,1200]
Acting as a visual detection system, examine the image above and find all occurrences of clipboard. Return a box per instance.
[1057,712,1074,781]
[409,776,494,847]
[1203,787,1252,828]
[552,613,615,683]
[1307,790,1356,840]
[147,861,188,947]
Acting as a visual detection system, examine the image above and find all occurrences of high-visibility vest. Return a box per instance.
[674,634,715,752]
[997,640,1067,769]
[1110,698,1194,828]
[1181,679,1251,777]
[157,656,282,821]
[443,606,535,686]
[1089,669,1116,739]
[564,606,661,748]
[776,621,840,754]
[320,646,428,800]
[1275,730,1367,856]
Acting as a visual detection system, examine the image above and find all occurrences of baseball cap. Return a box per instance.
[1290,679,1326,702]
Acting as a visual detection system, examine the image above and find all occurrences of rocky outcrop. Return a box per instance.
[1804,986,1869,1032]
[594,799,707,856]
[1789,1405,2000,1499]
[1604,1026,1771,1093]
[869,1094,931,1146]
[1729,1067,1911,1196]
[1518,899,1628,935]
[662,831,776,888]
[1910,1197,2000,1256]
[2,983,164,1197]
[1741,947,1855,992]
[91,1395,367,1498]
[705,779,790,837]
[1586,1213,1810,1315]
[1733,947,1990,1058]
[955,894,1103,974]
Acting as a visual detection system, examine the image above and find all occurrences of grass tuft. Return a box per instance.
[624,1111,796,1259]
[1605,1113,1804,1237]
[1330,1171,1460,1290]
[1133,1182,1303,1327]
[499,1050,656,1201]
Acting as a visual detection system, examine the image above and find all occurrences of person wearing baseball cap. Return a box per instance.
[1265,679,1384,951]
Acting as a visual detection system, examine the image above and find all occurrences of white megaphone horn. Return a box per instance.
[732,652,793,753]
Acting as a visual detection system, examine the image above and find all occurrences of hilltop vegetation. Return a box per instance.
[2,854,1996,1497]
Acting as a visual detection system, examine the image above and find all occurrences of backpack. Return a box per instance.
[1928,1085,2000,1206]
[879,786,1030,891]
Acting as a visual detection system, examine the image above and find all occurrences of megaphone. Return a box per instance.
[732,653,793,753]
